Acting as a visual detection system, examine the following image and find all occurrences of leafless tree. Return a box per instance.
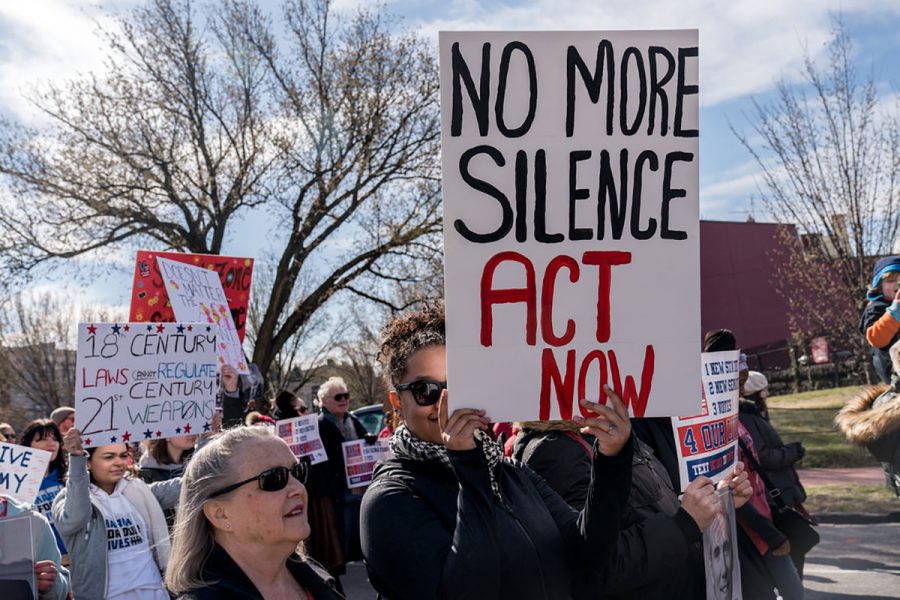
[0,0,442,379]
[0,293,126,424]
[733,18,900,377]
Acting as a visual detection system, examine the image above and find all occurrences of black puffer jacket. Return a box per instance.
[738,399,807,507]
[360,441,632,600]
[517,430,703,600]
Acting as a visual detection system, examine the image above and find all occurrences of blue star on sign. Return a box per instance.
[206,326,211,332]
[176,324,185,333]
[110,436,118,443]
[144,429,153,439]
[111,324,121,334]
[146,325,153,331]
[175,427,182,434]
[203,422,211,432]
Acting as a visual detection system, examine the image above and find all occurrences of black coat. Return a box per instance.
[738,400,807,507]
[308,411,369,503]
[361,442,632,600]
[859,299,898,383]
[516,431,703,600]
[175,544,344,600]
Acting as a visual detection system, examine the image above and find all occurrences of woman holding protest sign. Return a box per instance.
[307,376,370,589]
[360,303,633,600]
[165,426,343,599]
[19,419,69,558]
[52,429,180,600]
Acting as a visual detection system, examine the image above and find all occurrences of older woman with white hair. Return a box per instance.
[165,426,343,599]
[305,376,371,590]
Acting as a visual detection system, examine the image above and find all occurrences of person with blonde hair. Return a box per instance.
[306,376,370,590]
[165,426,342,599]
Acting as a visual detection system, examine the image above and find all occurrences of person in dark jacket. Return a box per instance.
[514,422,752,600]
[361,303,634,600]
[739,372,807,509]
[139,435,197,528]
[306,376,370,589]
[859,256,900,383]
[165,426,343,600]
[273,390,308,421]
[837,340,900,497]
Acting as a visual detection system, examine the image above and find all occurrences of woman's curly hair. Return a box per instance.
[379,302,445,388]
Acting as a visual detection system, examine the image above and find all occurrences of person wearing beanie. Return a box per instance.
[49,407,75,435]
[859,256,900,383]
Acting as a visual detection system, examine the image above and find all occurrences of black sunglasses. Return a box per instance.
[209,460,309,498]
[395,379,447,406]
[3,433,15,440]
[333,393,350,401]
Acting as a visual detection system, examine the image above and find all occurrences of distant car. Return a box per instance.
[352,404,385,435]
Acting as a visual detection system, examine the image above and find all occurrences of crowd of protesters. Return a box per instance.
[2,303,842,600]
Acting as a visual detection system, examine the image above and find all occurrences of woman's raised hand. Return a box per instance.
[438,390,490,451]
[575,386,632,457]
[63,428,85,457]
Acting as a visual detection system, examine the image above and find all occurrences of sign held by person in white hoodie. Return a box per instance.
[440,30,701,422]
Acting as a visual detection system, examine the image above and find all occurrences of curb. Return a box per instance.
[813,511,900,525]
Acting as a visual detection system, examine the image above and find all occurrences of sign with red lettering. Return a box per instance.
[342,439,392,489]
[440,31,701,421]
[671,350,740,491]
[74,322,218,448]
[129,250,254,342]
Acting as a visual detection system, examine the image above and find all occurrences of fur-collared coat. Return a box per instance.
[835,382,900,468]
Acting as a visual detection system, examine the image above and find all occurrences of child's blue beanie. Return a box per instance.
[867,256,900,300]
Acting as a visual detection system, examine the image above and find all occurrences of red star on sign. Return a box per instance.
[183,423,192,434]
[156,324,165,333]
[187,325,193,331]
[123,324,131,332]
[84,438,92,446]
[121,431,132,442]
[155,431,162,437]
[87,324,97,335]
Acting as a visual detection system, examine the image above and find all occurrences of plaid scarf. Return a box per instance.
[390,424,505,503]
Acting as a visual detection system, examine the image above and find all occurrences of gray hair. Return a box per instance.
[316,376,347,403]
[165,426,281,593]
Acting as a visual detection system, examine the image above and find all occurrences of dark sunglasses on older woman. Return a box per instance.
[209,460,309,498]
[395,379,447,407]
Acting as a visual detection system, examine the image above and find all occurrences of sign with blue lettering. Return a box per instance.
[671,350,740,491]
[0,443,51,505]
[75,322,218,448]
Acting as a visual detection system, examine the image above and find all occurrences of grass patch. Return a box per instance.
[767,385,881,469]
[804,483,898,514]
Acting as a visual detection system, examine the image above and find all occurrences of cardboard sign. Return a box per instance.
[672,350,740,491]
[277,415,328,465]
[130,250,254,342]
[342,439,392,489]
[75,322,218,448]
[440,31,701,421]
[157,257,248,374]
[0,444,51,505]
[0,514,36,600]
[703,489,742,600]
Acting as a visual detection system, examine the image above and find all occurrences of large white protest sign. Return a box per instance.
[75,322,218,448]
[157,257,249,374]
[440,31,700,421]
[342,440,392,489]
[671,350,740,491]
[0,514,36,600]
[703,489,742,600]
[0,444,51,505]
[277,415,328,465]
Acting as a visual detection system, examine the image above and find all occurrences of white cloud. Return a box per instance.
[406,0,900,106]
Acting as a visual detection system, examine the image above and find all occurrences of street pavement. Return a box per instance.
[799,466,886,487]
[342,523,900,599]
[805,522,900,599]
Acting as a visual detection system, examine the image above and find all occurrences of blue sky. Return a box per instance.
[1,0,899,307]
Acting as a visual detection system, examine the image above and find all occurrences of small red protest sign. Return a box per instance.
[129,250,254,342]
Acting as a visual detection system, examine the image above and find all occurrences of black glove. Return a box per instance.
[364,433,378,445]
[791,441,805,460]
